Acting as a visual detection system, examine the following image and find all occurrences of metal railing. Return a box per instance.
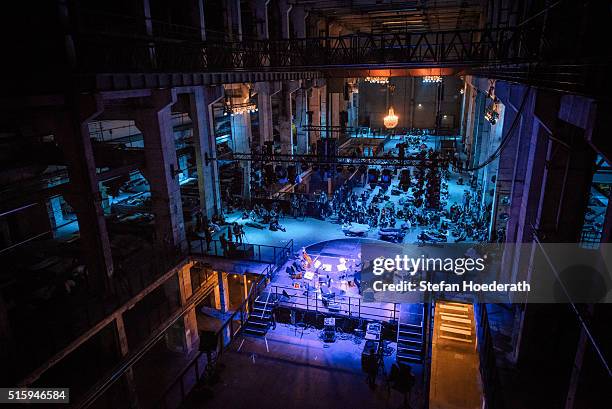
[154,263,276,409]
[189,237,294,267]
[269,283,400,322]
[74,25,545,74]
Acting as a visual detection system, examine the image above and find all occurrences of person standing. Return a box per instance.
[233,223,242,245]
[227,225,233,243]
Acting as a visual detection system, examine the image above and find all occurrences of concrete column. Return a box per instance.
[136,90,186,253]
[231,112,253,199]
[279,81,300,155]
[255,82,279,145]
[320,84,328,136]
[45,197,63,236]
[279,0,293,39]
[347,85,359,129]
[189,86,224,219]
[225,0,242,41]
[252,0,270,40]
[308,85,322,150]
[188,0,206,40]
[329,93,342,129]
[243,275,250,310]
[115,315,140,408]
[54,95,114,293]
[290,5,308,38]
[214,271,229,313]
[166,263,200,353]
[295,87,309,154]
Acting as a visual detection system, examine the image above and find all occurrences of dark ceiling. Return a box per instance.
[298,0,484,33]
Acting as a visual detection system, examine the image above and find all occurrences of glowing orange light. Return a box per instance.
[383,107,398,129]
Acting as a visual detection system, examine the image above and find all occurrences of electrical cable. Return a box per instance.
[455,87,531,172]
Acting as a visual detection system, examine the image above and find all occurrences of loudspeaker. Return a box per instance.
[199,330,218,352]
[287,165,297,183]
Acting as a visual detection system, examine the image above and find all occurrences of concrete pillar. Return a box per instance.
[252,0,270,40]
[188,0,206,41]
[189,86,224,219]
[308,85,322,150]
[279,0,293,39]
[329,92,342,129]
[225,0,242,41]
[45,197,63,236]
[166,263,200,353]
[255,82,279,145]
[290,5,308,38]
[214,271,229,313]
[136,90,186,253]
[347,84,359,129]
[54,95,114,293]
[115,315,140,408]
[243,275,250,310]
[231,112,253,199]
[279,81,300,155]
[295,87,309,154]
[320,84,328,136]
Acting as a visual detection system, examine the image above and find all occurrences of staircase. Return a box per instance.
[244,292,276,336]
[396,304,425,364]
[437,301,473,343]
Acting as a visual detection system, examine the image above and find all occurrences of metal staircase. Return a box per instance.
[396,304,425,364]
[244,292,277,336]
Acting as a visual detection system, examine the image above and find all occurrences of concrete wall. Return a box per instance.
[358,76,463,130]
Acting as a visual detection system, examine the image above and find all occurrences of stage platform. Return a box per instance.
[269,237,406,323]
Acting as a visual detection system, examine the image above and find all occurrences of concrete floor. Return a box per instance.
[182,323,425,409]
[215,135,477,252]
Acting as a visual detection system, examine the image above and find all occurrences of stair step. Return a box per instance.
[397,346,422,353]
[440,334,472,343]
[400,322,423,330]
[398,337,423,346]
[244,327,267,335]
[247,320,269,327]
[397,352,422,362]
[398,329,422,337]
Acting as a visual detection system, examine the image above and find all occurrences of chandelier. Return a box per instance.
[383,107,398,129]
[364,76,389,84]
[422,75,443,84]
[224,102,258,116]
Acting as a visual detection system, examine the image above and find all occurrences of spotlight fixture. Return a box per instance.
[422,75,443,84]
[364,76,389,84]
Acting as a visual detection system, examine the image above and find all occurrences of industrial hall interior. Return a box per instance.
[1,1,611,408]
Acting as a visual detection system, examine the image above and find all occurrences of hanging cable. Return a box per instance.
[455,87,531,172]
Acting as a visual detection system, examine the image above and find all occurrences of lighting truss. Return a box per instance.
[422,75,443,83]
[227,152,448,168]
[364,76,389,84]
